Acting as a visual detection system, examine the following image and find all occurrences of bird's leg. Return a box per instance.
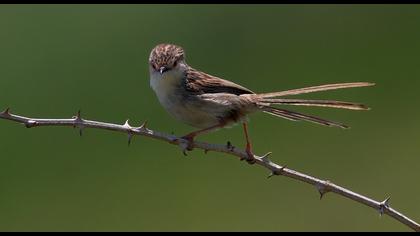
[181,123,225,151]
[242,122,256,164]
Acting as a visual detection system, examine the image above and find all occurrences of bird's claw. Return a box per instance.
[180,135,194,151]
[240,146,256,164]
[178,135,195,156]
[245,149,257,165]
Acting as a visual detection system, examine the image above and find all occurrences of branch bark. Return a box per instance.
[0,108,419,231]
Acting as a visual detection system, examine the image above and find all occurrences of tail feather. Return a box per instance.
[258,82,374,98]
[262,106,349,129]
[258,98,369,110]
[254,82,374,128]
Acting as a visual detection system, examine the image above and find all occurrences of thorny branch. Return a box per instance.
[0,108,419,231]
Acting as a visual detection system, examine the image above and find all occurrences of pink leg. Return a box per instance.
[243,122,256,164]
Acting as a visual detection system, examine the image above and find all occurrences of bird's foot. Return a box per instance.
[240,143,256,165]
[179,134,195,154]
[245,149,257,165]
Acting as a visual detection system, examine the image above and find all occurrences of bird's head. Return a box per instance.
[149,43,186,76]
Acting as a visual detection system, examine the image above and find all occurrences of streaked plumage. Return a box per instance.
[148,43,374,161]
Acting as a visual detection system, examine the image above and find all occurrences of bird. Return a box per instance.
[148,43,374,163]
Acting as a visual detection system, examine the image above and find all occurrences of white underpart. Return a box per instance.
[150,66,222,128]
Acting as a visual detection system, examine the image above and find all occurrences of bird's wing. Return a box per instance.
[185,68,254,95]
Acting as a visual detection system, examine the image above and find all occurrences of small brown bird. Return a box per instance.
[149,43,374,163]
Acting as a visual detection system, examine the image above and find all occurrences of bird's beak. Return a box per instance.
[159,66,168,75]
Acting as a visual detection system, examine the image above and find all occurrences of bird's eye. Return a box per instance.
[173,61,178,67]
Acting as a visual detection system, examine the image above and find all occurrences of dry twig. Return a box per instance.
[0,108,419,231]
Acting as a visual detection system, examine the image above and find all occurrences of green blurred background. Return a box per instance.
[0,4,419,232]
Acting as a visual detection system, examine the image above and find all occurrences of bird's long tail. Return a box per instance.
[254,82,375,129]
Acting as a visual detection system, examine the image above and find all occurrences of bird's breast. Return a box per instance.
[150,73,221,128]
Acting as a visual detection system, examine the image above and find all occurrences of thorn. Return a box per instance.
[72,110,82,126]
[71,109,85,132]
[123,119,131,128]
[267,172,276,179]
[25,120,37,128]
[1,107,10,115]
[379,196,391,216]
[316,183,328,200]
[140,120,148,130]
[382,196,391,206]
[122,120,134,146]
[133,120,148,132]
[74,109,82,120]
[260,152,272,161]
[127,133,133,146]
[226,141,234,151]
